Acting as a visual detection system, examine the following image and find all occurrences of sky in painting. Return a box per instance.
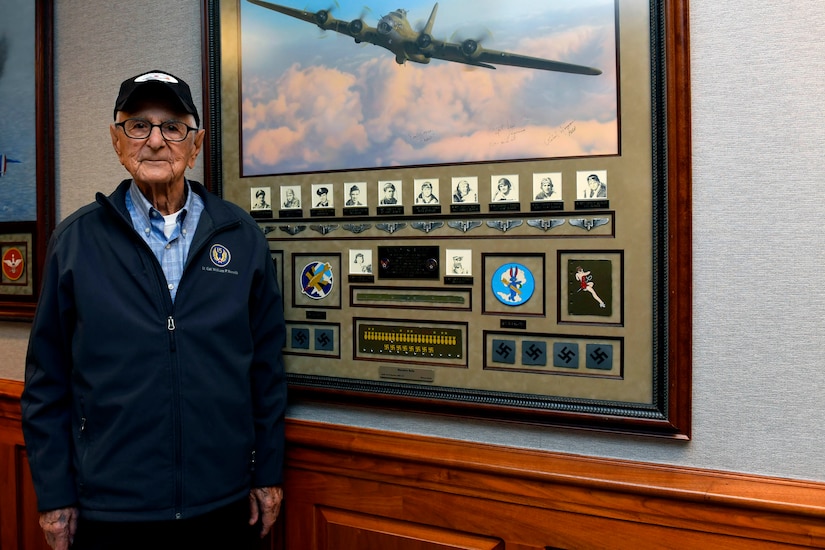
[0,0,36,221]
[239,0,617,176]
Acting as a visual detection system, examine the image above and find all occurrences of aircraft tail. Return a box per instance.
[422,3,438,36]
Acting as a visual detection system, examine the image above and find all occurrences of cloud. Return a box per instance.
[356,57,532,141]
[242,64,371,171]
[378,118,617,166]
[246,127,304,169]
[521,26,599,63]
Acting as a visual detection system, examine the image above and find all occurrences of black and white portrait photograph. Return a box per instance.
[451,177,478,204]
[251,186,272,210]
[491,175,519,202]
[349,249,373,274]
[312,184,333,208]
[446,249,472,276]
[279,185,301,209]
[345,182,366,207]
[577,170,607,199]
[378,180,402,205]
[414,179,440,205]
[532,172,562,201]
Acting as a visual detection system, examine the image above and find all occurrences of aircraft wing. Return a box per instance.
[247,0,330,27]
[247,0,388,48]
[430,41,602,75]
[247,0,601,76]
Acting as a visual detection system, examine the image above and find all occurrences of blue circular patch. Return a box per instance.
[492,263,535,306]
[300,261,334,300]
[209,244,231,267]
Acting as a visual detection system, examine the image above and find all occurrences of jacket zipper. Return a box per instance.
[167,316,176,351]
[102,189,239,520]
[167,312,183,519]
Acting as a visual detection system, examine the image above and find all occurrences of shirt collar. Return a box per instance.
[128,180,192,224]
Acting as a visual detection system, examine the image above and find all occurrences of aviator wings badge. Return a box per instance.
[569,218,610,232]
[447,220,482,233]
[527,218,565,232]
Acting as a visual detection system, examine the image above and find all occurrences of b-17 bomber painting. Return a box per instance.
[240,0,618,175]
[248,1,603,75]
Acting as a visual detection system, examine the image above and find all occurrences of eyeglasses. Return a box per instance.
[115,118,198,142]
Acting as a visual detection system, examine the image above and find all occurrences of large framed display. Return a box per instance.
[202,0,692,438]
[0,0,55,320]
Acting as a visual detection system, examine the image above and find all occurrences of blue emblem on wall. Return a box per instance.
[300,261,334,300]
[492,263,535,306]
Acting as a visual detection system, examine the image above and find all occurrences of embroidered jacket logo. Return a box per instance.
[210,244,231,267]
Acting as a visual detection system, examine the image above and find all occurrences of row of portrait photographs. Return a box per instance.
[250,171,609,211]
[347,249,472,276]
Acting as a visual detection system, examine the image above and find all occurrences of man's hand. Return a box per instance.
[39,506,78,550]
[248,485,284,538]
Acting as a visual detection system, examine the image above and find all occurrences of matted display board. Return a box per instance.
[202,0,692,437]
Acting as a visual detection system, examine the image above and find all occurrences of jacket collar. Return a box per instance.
[98,179,241,232]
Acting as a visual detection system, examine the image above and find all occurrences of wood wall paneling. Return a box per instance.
[2,381,824,549]
[283,420,825,549]
[0,380,50,550]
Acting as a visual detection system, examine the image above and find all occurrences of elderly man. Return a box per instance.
[21,70,287,550]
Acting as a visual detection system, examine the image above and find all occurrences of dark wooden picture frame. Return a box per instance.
[0,0,55,321]
[201,0,692,438]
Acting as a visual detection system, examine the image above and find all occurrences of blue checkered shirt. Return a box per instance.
[125,180,204,302]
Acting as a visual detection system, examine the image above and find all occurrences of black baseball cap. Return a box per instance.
[113,70,200,127]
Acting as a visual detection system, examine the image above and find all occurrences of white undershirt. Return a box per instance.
[163,211,180,238]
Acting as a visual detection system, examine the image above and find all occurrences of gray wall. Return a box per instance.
[2,1,824,482]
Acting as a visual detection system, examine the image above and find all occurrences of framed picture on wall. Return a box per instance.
[202,0,692,438]
[0,0,55,320]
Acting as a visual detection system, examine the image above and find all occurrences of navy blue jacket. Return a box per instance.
[21,179,287,522]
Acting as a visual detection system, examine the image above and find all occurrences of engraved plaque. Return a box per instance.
[377,205,404,216]
[574,200,609,210]
[450,203,481,214]
[378,366,435,382]
[377,246,440,279]
[530,201,564,212]
[277,209,301,218]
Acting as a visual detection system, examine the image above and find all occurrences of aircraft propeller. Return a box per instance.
[312,1,338,26]
[413,3,440,54]
[450,26,493,59]
[348,7,371,36]
[416,32,433,50]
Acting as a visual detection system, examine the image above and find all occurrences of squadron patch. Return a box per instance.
[492,263,535,306]
[300,261,334,300]
[210,244,232,267]
[2,247,25,282]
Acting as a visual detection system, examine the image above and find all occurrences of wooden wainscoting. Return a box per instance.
[3,379,825,549]
[0,379,48,550]
[283,421,825,549]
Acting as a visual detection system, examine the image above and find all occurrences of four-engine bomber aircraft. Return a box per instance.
[246,1,602,76]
